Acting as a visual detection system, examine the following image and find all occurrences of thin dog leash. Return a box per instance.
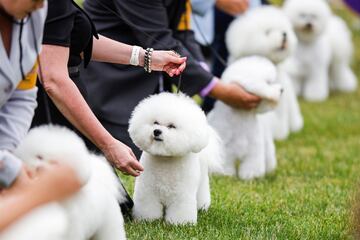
[192,12,228,68]
[29,13,52,124]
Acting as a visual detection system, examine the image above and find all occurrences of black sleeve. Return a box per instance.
[113,0,214,96]
[42,0,75,47]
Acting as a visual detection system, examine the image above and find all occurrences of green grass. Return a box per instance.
[118,6,360,240]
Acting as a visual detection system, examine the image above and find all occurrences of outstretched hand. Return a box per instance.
[103,139,144,177]
[210,81,262,109]
[151,50,187,77]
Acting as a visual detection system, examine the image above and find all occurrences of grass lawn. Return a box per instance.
[120,5,360,240]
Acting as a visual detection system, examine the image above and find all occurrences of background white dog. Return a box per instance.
[0,125,127,240]
[226,6,303,140]
[284,0,357,101]
[208,56,282,180]
[128,93,222,225]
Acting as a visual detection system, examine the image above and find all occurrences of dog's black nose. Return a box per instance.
[283,32,287,39]
[305,23,313,29]
[153,129,162,137]
[280,88,284,94]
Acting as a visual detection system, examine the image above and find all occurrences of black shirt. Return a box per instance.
[43,0,97,67]
[82,0,214,125]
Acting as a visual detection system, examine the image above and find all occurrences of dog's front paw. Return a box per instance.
[132,203,163,222]
[197,200,210,211]
[238,163,266,180]
[165,215,197,225]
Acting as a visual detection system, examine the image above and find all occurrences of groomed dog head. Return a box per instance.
[14,125,91,185]
[222,56,283,113]
[226,6,297,64]
[128,93,210,157]
[284,0,331,43]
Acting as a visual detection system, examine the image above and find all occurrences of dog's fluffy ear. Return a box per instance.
[189,125,210,153]
[226,16,248,61]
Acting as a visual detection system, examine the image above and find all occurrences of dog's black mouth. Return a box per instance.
[153,137,163,142]
[277,39,288,51]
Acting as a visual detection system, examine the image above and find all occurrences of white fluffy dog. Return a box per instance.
[284,0,357,101]
[0,125,126,240]
[208,56,282,180]
[226,6,303,140]
[128,93,222,225]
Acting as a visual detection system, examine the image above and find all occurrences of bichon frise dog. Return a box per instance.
[284,0,357,101]
[226,6,303,140]
[128,92,222,225]
[208,56,283,180]
[0,125,127,240]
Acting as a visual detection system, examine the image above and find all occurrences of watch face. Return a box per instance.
[344,0,360,14]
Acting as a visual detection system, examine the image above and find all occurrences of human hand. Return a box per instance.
[216,0,249,16]
[31,162,82,203]
[146,50,187,77]
[1,163,81,203]
[209,81,262,109]
[102,139,144,177]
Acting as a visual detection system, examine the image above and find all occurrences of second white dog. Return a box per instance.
[128,92,222,225]
[226,6,303,140]
[208,56,282,180]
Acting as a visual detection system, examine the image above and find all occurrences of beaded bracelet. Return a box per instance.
[144,48,154,73]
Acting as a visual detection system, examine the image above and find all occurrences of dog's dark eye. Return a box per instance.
[36,155,43,160]
[154,121,159,125]
[167,124,176,129]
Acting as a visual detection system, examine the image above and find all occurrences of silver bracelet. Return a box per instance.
[144,48,154,73]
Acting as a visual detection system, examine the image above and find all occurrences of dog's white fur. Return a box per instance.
[0,125,126,240]
[128,93,222,225]
[226,6,303,140]
[208,56,282,180]
[284,0,357,101]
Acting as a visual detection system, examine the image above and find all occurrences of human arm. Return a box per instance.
[103,0,260,108]
[215,0,249,16]
[39,45,143,176]
[209,79,261,109]
[0,163,81,231]
[0,83,39,187]
[91,35,187,77]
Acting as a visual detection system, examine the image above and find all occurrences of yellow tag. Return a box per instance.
[17,62,38,90]
[177,0,192,31]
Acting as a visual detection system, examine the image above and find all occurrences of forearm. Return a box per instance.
[40,45,115,152]
[44,77,114,151]
[209,80,262,109]
[91,35,145,66]
[0,89,37,151]
[0,189,45,231]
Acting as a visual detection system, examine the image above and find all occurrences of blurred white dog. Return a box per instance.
[284,0,357,101]
[226,6,303,140]
[0,125,126,240]
[128,93,222,225]
[208,56,282,180]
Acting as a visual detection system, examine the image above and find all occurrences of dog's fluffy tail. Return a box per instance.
[199,127,224,174]
[90,154,127,204]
